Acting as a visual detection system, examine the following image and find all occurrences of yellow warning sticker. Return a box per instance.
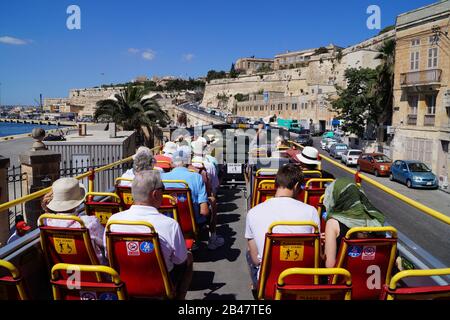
[54,237,77,255]
[95,211,112,225]
[123,194,134,205]
[280,244,304,261]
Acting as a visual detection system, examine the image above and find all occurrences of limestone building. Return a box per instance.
[235,58,274,75]
[391,0,450,189]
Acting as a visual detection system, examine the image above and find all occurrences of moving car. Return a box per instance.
[295,134,313,146]
[357,153,392,177]
[390,160,438,189]
[329,143,349,159]
[341,149,362,166]
[325,138,339,152]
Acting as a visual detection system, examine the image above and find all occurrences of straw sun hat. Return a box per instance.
[46,178,86,213]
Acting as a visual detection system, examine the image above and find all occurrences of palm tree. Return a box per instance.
[94,85,170,146]
[372,39,396,143]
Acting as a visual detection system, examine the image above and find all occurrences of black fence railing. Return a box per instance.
[7,165,28,229]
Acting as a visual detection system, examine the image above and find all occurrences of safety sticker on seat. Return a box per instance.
[99,293,118,300]
[280,245,304,261]
[140,241,154,254]
[123,194,133,205]
[53,237,77,255]
[348,246,362,258]
[126,241,140,256]
[362,246,376,260]
[95,211,112,225]
[80,291,97,300]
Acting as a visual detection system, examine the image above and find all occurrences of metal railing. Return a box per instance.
[289,140,450,226]
[0,146,162,244]
[400,69,442,86]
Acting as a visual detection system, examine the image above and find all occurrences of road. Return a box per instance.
[312,137,450,267]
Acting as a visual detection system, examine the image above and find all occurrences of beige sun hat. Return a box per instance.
[46,178,86,213]
[296,146,320,165]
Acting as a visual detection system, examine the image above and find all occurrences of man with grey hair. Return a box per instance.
[162,148,224,250]
[119,146,156,186]
[106,170,193,299]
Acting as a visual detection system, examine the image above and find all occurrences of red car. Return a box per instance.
[357,153,392,177]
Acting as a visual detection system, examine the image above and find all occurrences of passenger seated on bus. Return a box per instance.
[245,164,320,289]
[154,142,176,172]
[191,138,219,195]
[162,148,225,250]
[323,178,385,268]
[271,136,290,158]
[7,214,32,245]
[119,147,155,186]
[106,171,193,299]
[296,146,334,179]
[41,177,106,264]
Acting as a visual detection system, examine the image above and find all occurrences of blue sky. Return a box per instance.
[0,0,435,105]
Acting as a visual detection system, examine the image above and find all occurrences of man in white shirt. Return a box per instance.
[119,146,155,186]
[106,170,193,299]
[245,164,320,289]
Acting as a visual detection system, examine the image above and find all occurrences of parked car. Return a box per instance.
[295,134,313,146]
[341,149,362,166]
[390,160,438,189]
[357,153,392,177]
[325,138,340,152]
[329,143,349,159]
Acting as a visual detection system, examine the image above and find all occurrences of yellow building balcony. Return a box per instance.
[400,69,442,87]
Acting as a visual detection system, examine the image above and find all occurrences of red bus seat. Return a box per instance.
[0,259,28,300]
[38,214,102,282]
[331,226,398,300]
[162,180,199,242]
[251,169,278,208]
[316,194,326,234]
[275,267,352,300]
[380,268,450,300]
[254,179,276,206]
[257,221,320,300]
[105,220,175,299]
[50,263,126,300]
[301,178,334,209]
[115,178,134,210]
[85,192,122,226]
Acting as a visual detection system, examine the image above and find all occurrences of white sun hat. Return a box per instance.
[163,141,177,155]
[46,178,86,213]
[296,146,320,165]
[191,139,205,156]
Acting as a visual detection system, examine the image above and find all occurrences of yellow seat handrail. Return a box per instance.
[277,267,352,286]
[162,180,189,189]
[302,170,323,177]
[115,177,133,184]
[0,259,21,279]
[51,263,122,284]
[345,226,398,239]
[257,179,276,189]
[106,220,156,233]
[304,178,334,189]
[85,192,121,203]
[255,168,278,176]
[268,221,319,233]
[389,268,450,290]
[38,213,86,228]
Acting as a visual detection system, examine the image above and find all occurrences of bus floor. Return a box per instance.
[186,188,254,300]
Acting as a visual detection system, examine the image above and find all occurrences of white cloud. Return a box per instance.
[128,48,140,54]
[142,50,156,61]
[182,53,195,62]
[0,36,29,45]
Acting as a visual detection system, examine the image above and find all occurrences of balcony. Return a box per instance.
[407,114,417,125]
[424,114,436,126]
[400,69,442,87]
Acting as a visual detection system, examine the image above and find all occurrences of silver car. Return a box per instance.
[329,143,349,159]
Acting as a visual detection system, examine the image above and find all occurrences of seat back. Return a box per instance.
[115,178,134,210]
[38,214,101,281]
[162,180,198,240]
[251,169,278,208]
[257,221,320,300]
[50,263,127,300]
[332,227,398,300]
[105,220,174,299]
[275,268,352,300]
[84,192,123,226]
[301,178,334,209]
[380,268,450,300]
[316,194,326,234]
[0,260,28,300]
[254,179,277,206]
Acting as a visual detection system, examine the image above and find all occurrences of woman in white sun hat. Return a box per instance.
[40,177,106,264]
[296,146,334,179]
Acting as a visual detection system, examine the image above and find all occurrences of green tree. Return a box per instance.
[229,63,239,78]
[372,39,396,142]
[94,85,170,146]
[206,70,227,82]
[331,68,378,137]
